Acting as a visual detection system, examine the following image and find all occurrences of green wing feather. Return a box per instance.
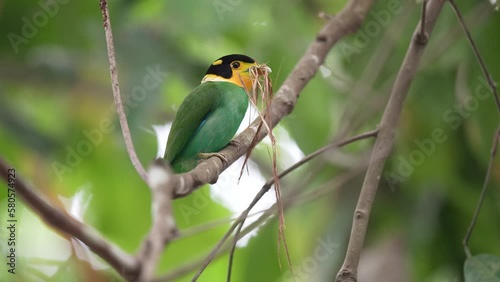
[165,83,215,164]
[165,81,248,173]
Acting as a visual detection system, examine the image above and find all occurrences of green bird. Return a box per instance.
[164,54,271,173]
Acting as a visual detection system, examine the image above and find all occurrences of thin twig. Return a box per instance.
[421,2,492,70]
[463,126,500,257]
[99,0,148,183]
[270,129,378,181]
[226,213,246,282]
[336,0,445,281]
[449,0,500,258]
[448,0,500,112]
[195,129,378,281]
[0,157,139,280]
[174,209,269,241]
[191,216,242,281]
[136,161,179,281]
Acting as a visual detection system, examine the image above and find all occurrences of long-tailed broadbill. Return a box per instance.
[164,54,271,173]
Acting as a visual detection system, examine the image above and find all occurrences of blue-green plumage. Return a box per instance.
[165,81,249,173]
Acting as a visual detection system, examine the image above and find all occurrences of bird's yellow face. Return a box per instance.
[201,54,271,91]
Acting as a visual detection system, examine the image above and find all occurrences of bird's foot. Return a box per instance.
[229,139,241,151]
[198,152,229,168]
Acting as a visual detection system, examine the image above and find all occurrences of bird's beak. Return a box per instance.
[250,64,272,76]
[258,64,272,74]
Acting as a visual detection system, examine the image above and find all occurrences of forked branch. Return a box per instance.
[336,0,446,281]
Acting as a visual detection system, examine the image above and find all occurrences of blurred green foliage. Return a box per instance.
[0,0,499,281]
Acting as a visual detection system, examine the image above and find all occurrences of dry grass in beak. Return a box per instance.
[248,64,273,106]
[242,64,274,177]
[255,65,272,76]
[243,64,294,274]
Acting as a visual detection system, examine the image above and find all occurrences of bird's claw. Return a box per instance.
[229,139,241,149]
[198,152,229,168]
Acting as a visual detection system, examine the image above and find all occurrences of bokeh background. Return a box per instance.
[0,0,499,281]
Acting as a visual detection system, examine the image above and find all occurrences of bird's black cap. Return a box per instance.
[205,54,256,79]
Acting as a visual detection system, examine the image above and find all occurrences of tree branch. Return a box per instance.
[99,0,148,183]
[136,161,179,281]
[336,0,446,281]
[174,0,377,198]
[0,157,139,279]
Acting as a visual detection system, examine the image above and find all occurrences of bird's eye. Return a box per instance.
[231,61,240,69]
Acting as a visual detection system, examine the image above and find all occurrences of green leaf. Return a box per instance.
[464,254,500,282]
